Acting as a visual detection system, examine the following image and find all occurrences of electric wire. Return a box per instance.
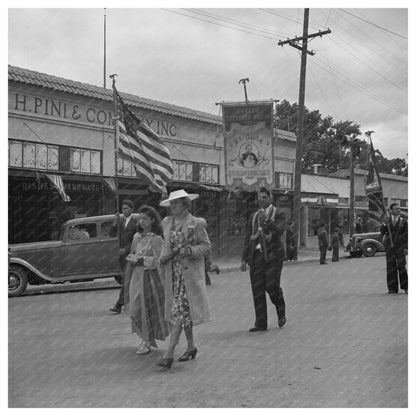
[332,9,407,69]
[311,57,406,115]
[339,9,407,40]
[162,8,279,41]
[190,8,290,38]
[315,9,407,82]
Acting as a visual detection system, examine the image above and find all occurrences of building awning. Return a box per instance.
[168,182,224,192]
[199,184,224,192]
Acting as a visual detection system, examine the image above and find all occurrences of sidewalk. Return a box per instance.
[212,247,350,273]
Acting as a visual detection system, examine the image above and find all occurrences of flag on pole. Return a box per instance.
[115,90,173,193]
[45,174,71,202]
[364,138,386,223]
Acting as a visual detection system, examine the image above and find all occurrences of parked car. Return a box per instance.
[346,232,385,258]
[8,215,125,297]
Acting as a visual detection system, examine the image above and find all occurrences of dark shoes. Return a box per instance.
[278,317,287,328]
[249,326,267,332]
[178,348,198,361]
[156,358,173,369]
[109,305,122,314]
[388,290,398,294]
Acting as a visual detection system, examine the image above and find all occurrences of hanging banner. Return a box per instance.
[222,101,275,191]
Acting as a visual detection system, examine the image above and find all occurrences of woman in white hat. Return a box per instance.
[156,190,211,369]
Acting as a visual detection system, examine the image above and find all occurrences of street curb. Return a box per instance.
[218,255,351,274]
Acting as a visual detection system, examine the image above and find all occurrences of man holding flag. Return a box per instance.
[365,135,408,294]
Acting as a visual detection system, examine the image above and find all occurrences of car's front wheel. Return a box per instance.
[362,243,377,257]
[9,266,28,297]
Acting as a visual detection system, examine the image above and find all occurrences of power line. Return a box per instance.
[328,36,407,94]
[339,9,407,39]
[332,9,407,69]
[162,8,279,41]
[191,8,289,38]
[316,9,407,84]
[311,56,407,115]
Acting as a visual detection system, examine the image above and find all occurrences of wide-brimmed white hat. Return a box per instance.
[159,189,199,207]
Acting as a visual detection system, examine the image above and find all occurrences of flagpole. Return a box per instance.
[110,74,120,212]
[366,133,394,248]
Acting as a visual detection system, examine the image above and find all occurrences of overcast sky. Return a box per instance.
[8,4,409,160]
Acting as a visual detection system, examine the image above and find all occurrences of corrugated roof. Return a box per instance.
[8,65,222,125]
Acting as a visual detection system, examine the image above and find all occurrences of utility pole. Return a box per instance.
[349,138,355,237]
[103,8,107,89]
[278,9,331,250]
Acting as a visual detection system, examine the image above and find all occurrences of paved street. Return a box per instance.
[9,255,407,408]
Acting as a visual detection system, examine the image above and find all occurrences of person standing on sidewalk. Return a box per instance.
[331,227,340,262]
[109,199,138,314]
[157,190,211,369]
[317,223,329,265]
[380,203,408,294]
[241,187,287,332]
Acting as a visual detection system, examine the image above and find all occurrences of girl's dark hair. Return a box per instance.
[137,205,163,235]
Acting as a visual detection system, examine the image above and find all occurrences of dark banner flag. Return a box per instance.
[222,101,275,191]
[365,138,386,223]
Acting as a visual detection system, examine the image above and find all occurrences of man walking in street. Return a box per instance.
[109,199,137,313]
[380,203,408,294]
[241,187,287,332]
[331,227,340,262]
[317,223,329,265]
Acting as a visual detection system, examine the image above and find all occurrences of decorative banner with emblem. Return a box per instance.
[222,101,275,191]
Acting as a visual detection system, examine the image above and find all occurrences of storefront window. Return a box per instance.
[9,140,22,167]
[35,144,47,169]
[81,149,91,173]
[276,172,293,190]
[70,148,81,172]
[199,163,219,184]
[173,160,193,181]
[91,151,101,173]
[23,142,36,168]
[47,146,59,170]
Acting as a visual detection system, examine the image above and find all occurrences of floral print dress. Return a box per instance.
[170,222,193,328]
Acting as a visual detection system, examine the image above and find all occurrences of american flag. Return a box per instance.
[115,90,173,193]
[364,138,386,223]
[45,174,71,202]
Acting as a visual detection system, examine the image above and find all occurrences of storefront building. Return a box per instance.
[9,65,407,254]
[8,65,223,248]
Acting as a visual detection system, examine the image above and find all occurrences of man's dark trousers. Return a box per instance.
[114,254,128,309]
[320,246,328,264]
[249,250,285,329]
[386,248,408,292]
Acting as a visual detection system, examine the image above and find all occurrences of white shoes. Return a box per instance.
[136,341,151,355]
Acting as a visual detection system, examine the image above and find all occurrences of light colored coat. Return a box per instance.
[160,214,211,325]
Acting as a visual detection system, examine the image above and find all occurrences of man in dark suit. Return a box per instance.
[317,223,329,264]
[109,199,137,313]
[241,188,287,332]
[380,203,408,294]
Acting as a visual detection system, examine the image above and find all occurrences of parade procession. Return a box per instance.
[7,6,408,410]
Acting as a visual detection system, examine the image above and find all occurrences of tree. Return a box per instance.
[274,100,362,173]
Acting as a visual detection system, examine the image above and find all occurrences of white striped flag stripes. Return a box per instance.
[115,90,173,193]
[364,138,386,223]
[45,174,71,202]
